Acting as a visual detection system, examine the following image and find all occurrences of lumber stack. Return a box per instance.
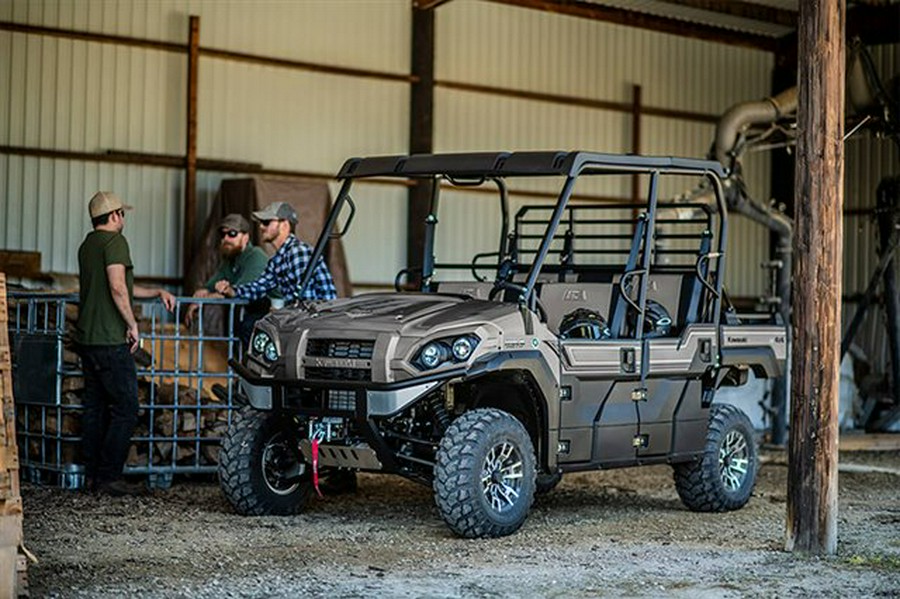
[0,273,27,597]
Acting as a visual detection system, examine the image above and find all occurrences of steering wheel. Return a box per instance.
[489,258,519,301]
[488,279,548,323]
[394,267,422,292]
[470,251,500,283]
[488,278,523,301]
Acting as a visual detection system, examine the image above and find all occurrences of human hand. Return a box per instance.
[127,322,140,353]
[215,280,235,297]
[159,289,176,312]
[184,303,199,327]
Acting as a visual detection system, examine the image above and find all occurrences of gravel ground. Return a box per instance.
[21,449,900,598]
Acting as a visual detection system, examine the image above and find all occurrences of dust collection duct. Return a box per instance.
[691,39,898,442]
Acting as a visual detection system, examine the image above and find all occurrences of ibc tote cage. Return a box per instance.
[8,292,246,489]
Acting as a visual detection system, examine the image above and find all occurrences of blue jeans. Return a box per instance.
[78,344,139,485]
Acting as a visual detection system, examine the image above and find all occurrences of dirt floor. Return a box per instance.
[20,448,900,598]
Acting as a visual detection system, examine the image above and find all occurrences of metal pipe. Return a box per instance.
[713,87,797,171]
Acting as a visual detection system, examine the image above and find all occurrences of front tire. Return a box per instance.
[218,407,312,515]
[673,403,758,512]
[433,408,536,538]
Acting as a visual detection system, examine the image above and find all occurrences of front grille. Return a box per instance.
[306,339,375,360]
[327,389,356,411]
[305,366,372,381]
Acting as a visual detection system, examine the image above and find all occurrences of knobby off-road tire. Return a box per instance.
[218,406,312,516]
[433,408,536,538]
[673,403,758,512]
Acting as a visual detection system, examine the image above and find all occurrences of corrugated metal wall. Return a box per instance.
[0,0,410,282]
[9,0,882,311]
[842,42,900,368]
[434,1,773,296]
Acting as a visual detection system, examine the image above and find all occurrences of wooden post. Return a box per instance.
[406,6,435,278]
[786,0,844,555]
[183,15,200,286]
[0,273,26,596]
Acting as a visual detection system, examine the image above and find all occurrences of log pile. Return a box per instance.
[16,317,237,473]
[127,380,231,467]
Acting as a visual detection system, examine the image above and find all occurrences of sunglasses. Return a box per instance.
[258,219,279,227]
[115,209,125,217]
[219,229,241,239]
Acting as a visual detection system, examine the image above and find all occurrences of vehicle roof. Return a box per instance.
[335,151,726,180]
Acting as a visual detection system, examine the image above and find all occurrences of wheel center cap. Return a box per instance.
[491,470,503,484]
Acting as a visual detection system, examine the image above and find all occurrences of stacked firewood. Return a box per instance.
[127,380,232,467]
[18,320,238,470]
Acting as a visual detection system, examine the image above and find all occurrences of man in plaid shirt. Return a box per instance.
[215,201,337,304]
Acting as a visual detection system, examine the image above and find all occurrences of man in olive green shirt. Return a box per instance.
[184,213,269,345]
[76,191,175,496]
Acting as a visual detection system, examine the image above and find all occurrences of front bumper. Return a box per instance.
[231,359,461,417]
[231,359,465,478]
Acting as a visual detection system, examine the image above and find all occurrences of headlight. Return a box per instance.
[452,337,475,361]
[263,340,279,362]
[419,342,449,369]
[251,330,279,362]
[415,334,480,370]
[252,331,271,354]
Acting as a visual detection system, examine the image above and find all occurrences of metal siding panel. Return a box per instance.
[436,3,773,297]
[333,182,406,286]
[841,43,899,366]
[196,62,407,174]
[3,0,785,293]
[24,0,411,72]
[435,88,630,164]
[0,31,10,144]
[437,1,773,111]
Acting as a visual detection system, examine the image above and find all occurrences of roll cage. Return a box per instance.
[300,150,729,338]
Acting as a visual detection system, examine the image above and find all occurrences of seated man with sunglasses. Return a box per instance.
[185,213,269,343]
[215,201,337,305]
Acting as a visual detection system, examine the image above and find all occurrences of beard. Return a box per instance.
[219,243,242,259]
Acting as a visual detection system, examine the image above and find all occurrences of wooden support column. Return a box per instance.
[406,6,435,277]
[787,0,844,555]
[0,274,26,597]
[183,15,199,286]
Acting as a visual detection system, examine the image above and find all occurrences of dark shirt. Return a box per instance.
[75,230,133,345]
[204,243,269,292]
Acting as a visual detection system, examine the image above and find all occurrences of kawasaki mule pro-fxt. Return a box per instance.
[219,151,786,538]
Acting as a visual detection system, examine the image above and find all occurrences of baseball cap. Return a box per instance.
[252,201,298,224]
[89,191,133,218]
[218,213,250,233]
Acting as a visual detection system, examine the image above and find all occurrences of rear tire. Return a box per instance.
[433,408,536,538]
[218,407,312,516]
[673,403,758,512]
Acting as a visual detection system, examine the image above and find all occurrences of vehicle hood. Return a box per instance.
[268,292,520,337]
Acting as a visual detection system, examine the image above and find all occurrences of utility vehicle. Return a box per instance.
[219,151,786,538]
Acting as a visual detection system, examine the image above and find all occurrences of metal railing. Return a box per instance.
[8,291,248,489]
